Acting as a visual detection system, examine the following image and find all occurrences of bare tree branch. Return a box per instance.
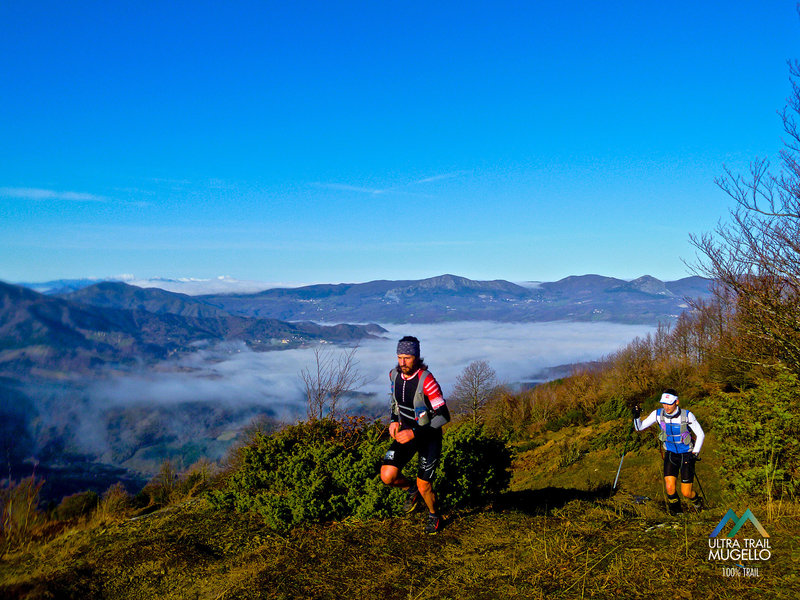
[451,360,498,424]
[688,71,800,376]
[300,346,371,420]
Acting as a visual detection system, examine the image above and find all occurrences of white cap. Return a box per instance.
[660,392,678,405]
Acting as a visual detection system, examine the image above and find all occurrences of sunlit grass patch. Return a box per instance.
[2,490,797,599]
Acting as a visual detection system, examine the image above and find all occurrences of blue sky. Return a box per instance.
[1,1,797,285]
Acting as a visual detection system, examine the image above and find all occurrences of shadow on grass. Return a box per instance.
[493,484,615,515]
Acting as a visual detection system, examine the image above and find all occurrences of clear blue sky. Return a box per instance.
[1,1,797,284]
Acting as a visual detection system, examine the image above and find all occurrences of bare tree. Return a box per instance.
[451,360,498,424]
[690,60,800,375]
[301,345,370,420]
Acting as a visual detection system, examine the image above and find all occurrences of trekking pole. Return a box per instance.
[613,419,635,490]
[693,457,709,507]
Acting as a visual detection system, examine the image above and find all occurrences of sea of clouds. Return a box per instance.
[19,320,654,469]
[87,320,655,414]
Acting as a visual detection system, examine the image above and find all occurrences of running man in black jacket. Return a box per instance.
[380,336,450,533]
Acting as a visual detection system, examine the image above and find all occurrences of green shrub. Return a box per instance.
[209,418,513,530]
[515,438,542,453]
[53,490,99,521]
[434,423,512,511]
[208,418,397,531]
[712,373,800,498]
[556,440,584,468]
[545,408,588,431]
[596,395,628,422]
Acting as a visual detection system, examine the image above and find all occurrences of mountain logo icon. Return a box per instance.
[709,509,770,538]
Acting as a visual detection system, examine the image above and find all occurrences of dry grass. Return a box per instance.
[1,491,798,599]
[2,423,797,599]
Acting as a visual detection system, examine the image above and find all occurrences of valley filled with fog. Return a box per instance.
[85,320,655,417]
[13,320,653,490]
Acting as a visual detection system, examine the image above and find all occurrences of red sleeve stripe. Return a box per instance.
[423,375,443,401]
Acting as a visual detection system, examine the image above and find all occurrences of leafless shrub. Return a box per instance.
[300,345,370,420]
[96,483,133,521]
[1,475,44,551]
[690,60,800,376]
[451,360,499,424]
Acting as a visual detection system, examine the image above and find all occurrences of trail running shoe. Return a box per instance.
[666,497,683,516]
[425,512,442,535]
[403,482,420,513]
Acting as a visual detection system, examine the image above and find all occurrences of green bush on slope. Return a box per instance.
[711,372,800,498]
[209,418,512,531]
[208,418,393,531]
[434,423,512,510]
[53,490,99,521]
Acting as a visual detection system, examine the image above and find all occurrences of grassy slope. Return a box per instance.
[2,422,798,599]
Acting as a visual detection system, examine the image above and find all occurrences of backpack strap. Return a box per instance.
[414,370,431,426]
[657,408,667,442]
[389,368,399,418]
[658,407,692,447]
[390,368,432,425]
[680,409,691,444]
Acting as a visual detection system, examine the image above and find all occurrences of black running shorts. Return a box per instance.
[663,451,696,483]
[382,427,442,482]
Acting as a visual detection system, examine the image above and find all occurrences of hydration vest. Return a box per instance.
[390,368,432,426]
[657,408,692,447]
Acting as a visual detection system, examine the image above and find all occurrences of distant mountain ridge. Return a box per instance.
[191,273,712,325]
[13,273,715,326]
[0,281,384,380]
[63,281,230,319]
[20,275,294,296]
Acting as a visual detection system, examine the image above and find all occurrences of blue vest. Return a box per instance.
[657,408,693,453]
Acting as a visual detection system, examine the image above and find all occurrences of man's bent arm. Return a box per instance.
[634,409,658,432]
[424,373,450,428]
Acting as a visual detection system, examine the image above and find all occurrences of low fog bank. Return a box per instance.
[87,320,654,417]
[366,321,654,391]
[9,321,653,476]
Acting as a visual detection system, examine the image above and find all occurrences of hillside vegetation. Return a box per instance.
[3,298,800,599]
[1,418,798,599]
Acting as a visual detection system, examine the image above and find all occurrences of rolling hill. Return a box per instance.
[195,273,712,324]
[0,281,385,380]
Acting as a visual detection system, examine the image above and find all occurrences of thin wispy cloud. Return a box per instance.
[0,187,107,202]
[146,177,193,186]
[411,172,464,185]
[313,171,465,197]
[314,183,389,195]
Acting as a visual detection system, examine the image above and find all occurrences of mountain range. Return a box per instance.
[0,281,384,381]
[192,273,712,324]
[4,273,713,379]
[14,273,713,327]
